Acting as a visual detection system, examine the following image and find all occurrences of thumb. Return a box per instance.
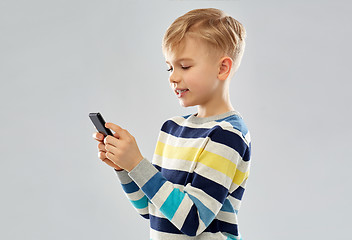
[105,122,124,138]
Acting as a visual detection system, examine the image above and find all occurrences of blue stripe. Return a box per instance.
[130,195,148,209]
[153,165,228,204]
[182,114,192,119]
[160,188,185,220]
[216,114,248,137]
[221,199,235,213]
[231,186,245,200]
[225,233,242,240]
[121,181,139,194]
[141,172,167,199]
[187,192,215,227]
[161,120,250,161]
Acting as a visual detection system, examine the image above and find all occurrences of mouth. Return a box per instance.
[175,89,189,98]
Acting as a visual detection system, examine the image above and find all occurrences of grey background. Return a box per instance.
[1,0,351,239]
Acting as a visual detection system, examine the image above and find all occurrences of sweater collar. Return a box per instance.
[187,110,242,124]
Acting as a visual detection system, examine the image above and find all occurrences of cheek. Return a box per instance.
[185,71,205,88]
[189,73,214,93]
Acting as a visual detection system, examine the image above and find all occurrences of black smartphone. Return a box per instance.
[89,112,113,137]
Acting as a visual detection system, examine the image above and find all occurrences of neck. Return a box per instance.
[196,93,234,118]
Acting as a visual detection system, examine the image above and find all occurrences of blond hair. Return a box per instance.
[162,8,246,73]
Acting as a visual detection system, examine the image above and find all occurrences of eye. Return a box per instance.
[182,66,190,70]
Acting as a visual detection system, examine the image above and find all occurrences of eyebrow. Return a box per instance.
[165,58,194,64]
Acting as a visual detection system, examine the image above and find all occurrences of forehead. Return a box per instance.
[165,36,213,64]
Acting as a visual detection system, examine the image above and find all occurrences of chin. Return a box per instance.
[179,101,196,108]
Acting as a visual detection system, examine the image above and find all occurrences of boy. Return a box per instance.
[93,8,251,240]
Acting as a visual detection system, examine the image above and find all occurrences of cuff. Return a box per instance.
[128,158,159,189]
[114,169,133,185]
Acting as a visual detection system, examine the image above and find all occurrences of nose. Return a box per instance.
[169,70,181,84]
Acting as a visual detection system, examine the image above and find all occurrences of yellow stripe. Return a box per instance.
[155,141,249,185]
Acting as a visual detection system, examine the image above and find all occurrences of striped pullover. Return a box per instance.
[115,111,251,239]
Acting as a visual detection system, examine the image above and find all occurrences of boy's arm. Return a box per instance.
[114,169,150,219]
[128,128,251,237]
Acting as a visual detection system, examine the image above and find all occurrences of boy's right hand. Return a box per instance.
[92,132,124,171]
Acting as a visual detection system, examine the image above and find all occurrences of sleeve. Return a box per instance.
[127,128,251,237]
[115,168,150,219]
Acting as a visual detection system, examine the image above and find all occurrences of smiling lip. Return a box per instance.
[175,89,189,98]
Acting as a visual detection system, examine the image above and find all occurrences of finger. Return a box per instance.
[98,142,106,151]
[104,143,116,154]
[98,151,107,160]
[93,132,104,142]
[105,122,125,139]
[104,135,119,147]
[105,151,116,161]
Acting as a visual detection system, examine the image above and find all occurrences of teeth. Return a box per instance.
[177,89,187,93]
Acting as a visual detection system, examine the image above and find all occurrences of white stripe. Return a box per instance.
[170,193,194,229]
[153,154,197,173]
[195,219,207,236]
[136,206,149,216]
[158,131,207,148]
[150,228,229,240]
[151,181,174,207]
[228,195,242,211]
[216,210,238,224]
[126,189,147,201]
[194,162,233,189]
[149,207,166,219]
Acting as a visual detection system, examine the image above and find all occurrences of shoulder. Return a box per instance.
[215,113,251,146]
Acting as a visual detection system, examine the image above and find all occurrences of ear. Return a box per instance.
[218,57,233,81]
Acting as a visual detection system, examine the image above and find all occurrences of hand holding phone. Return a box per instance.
[90,112,123,171]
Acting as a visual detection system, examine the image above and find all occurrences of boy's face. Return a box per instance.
[165,36,222,108]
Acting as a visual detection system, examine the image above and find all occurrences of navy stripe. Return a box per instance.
[155,165,193,185]
[181,204,199,236]
[153,164,162,172]
[161,120,249,161]
[209,127,249,161]
[150,215,182,234]
[231,186,245,200]
[153,165,228,204]
[244,142,251,162]
[204,219,239,236]
[149,213,239,237]
[161,120,213,139]
[141,214,150,219]
[192,173,228,204]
